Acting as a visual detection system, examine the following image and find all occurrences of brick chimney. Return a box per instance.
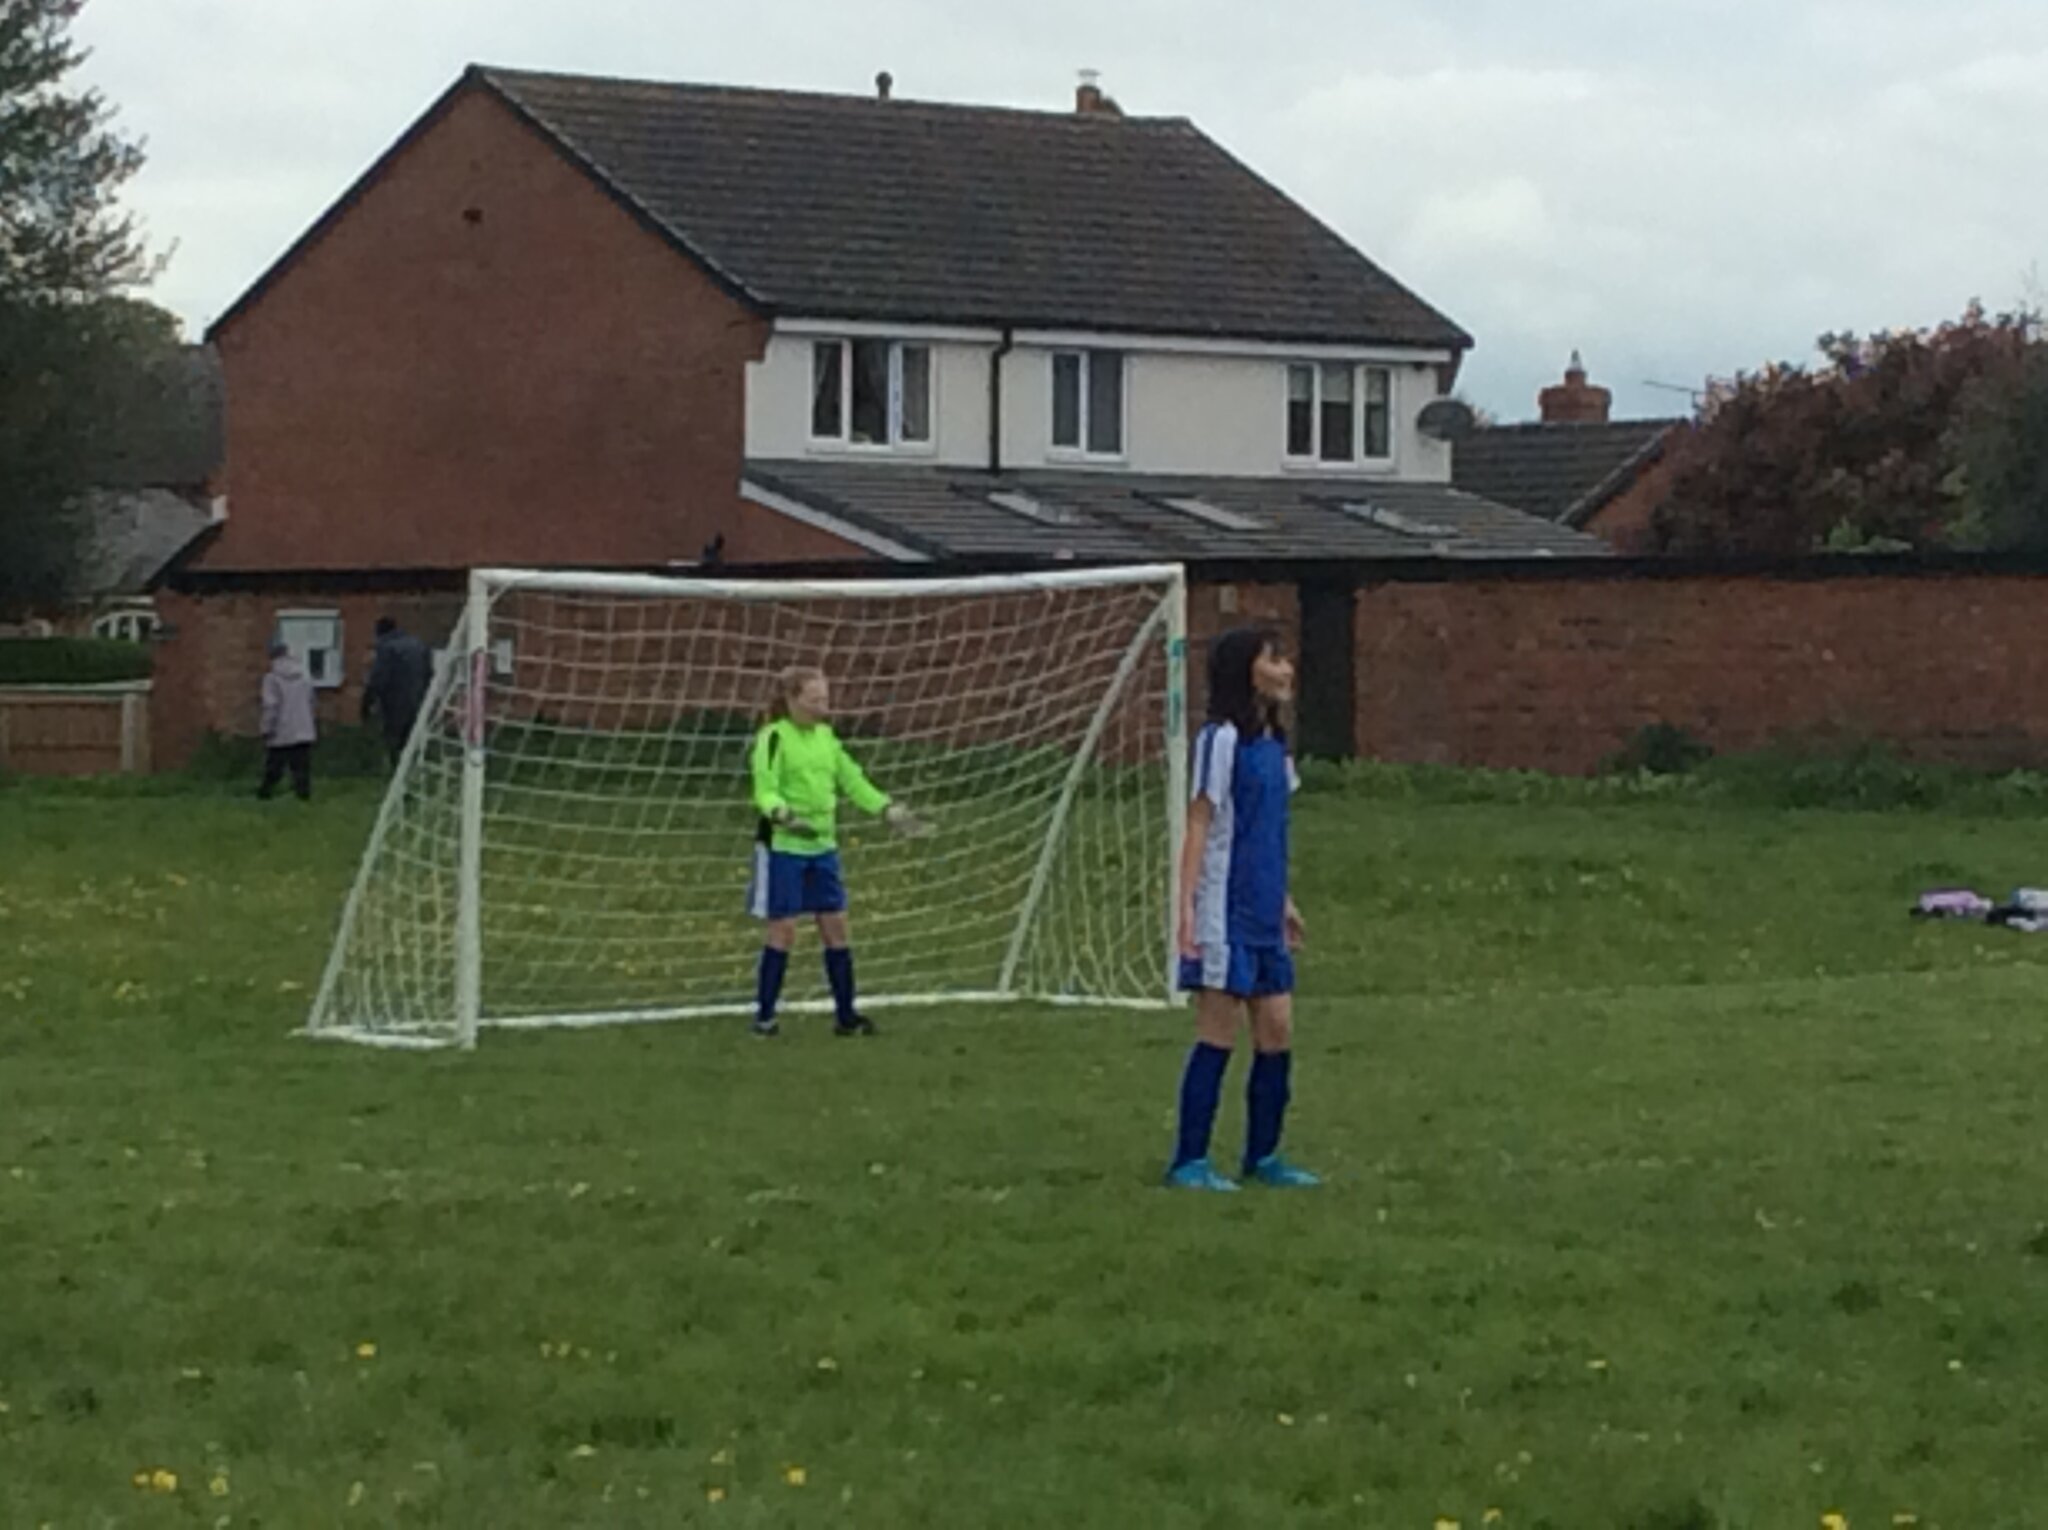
[1538,351,1612,425]
[1075,69,1122,117]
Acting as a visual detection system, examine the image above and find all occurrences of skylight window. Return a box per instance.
[1159,495,1262,532]
[1344,502,1454,539]
[988,489,1080,526]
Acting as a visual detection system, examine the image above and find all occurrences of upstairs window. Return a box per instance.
[1286,363,1394,465]
[1051,349,1125,457]
[811,340,932,448]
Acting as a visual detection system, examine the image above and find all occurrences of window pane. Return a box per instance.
[849,339,890,445]
[899,345,931,443]
[1087,350,1123,454]
[1319,363,1354,462]
[1052,353,1082,448]
[1362,367,1391,458]
[1286,365,1315,457]
[811,342,843,438]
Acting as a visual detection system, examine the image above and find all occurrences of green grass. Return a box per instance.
[7,774,2048,1526]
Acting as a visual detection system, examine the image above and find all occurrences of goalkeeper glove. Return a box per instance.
[772,807,818,839]
[884,802,932,838]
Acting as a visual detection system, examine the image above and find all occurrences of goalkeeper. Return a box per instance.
[746,665,925,1038]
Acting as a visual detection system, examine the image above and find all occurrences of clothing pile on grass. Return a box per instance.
[1912,887,2048,932]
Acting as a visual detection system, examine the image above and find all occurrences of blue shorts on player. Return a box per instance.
[1179,943,1295,998]
[746,847,847,919]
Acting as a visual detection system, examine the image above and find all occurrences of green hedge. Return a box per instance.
[0,637,153,685]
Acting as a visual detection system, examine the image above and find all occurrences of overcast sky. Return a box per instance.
[75,0,2048,421]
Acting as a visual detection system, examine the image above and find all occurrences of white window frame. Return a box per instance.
[91,606,161,643]
[1049,348,1128,461]
[1284,362,1397,471]
[275,609,344,691]
[807,338,935,453]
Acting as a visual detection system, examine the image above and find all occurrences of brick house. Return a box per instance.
[154,63,1603,765]
[1452,354,1685,553]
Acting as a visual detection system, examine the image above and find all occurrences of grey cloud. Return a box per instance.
[74,0,2048,419]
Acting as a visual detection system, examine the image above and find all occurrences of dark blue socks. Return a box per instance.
[1244,1049,1293,1171]
[756,947,789,1024]
[1174,1042,1232,1168]
[824,946,857,1024]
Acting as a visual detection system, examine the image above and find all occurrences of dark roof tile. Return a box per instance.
[743,462,1609,563]
[480,68,1471,349]
[1451,419,1680,525]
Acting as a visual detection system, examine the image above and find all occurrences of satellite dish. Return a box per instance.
[1418,398,1478,443]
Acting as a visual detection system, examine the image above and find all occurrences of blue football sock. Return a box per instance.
[1244,1049,1293,1171]
[756,947,789,1023]
[1174,1042,1232,1168]
[824,947,857,1023]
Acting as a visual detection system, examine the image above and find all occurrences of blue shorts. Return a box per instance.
[747,848,847,920]
[1179,944,1294,998]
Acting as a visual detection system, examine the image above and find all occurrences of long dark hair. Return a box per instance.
[1206,625,1286,741]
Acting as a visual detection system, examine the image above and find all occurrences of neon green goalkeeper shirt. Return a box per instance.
[750,718,890,853]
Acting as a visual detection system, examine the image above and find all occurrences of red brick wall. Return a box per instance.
[203,84,858,574]
[152,586,466,766]
[1355,571,2048,773]
[1581,452,1678,554]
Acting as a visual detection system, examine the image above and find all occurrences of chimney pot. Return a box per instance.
[875,70,893,101]
[1076,68,1120,116]
[1539,351,1612,425]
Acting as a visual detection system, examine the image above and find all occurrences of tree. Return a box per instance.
[1649,304,2037,557]
[1950,344,2048,553]
[0,0,149,302]
[0,0,172,618]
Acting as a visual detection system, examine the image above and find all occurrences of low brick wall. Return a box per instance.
[1355,570,2048,773]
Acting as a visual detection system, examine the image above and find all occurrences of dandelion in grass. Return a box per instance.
[150,1468,179,1493]
[1434,1518,1461,1530]
[706,1486,727,1503]
[355,1341,377,1360]
[1276,1413,1296,1427]
[1485,1513,1504,1526]
[816,1356,839,1371]
[784,1465,808,1486]
[1821,1515,1848,1530]
[210,1473,230,1497]
[571,1444,598,1458]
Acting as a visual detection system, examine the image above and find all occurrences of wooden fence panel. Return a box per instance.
[0,683,153,776]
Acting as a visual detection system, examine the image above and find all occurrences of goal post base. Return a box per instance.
[302,986,1181,1047]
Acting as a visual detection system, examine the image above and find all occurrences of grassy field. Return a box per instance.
[6,770,2048,1527]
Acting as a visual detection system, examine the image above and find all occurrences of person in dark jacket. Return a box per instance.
[361,617,432,765]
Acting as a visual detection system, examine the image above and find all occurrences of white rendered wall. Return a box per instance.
[749,326,1453,482]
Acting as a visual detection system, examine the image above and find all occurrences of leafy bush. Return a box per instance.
[0,636,152,685]
[1302,742,2048,815]
[1603,722,1713,777]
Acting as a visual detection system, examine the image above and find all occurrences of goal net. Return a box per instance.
[307,564,1187,1048]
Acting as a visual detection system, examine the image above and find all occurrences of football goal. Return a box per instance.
[306,564,1188,1048]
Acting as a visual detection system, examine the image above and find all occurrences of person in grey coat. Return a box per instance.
[258,638,318,800]
[361,616,433,765]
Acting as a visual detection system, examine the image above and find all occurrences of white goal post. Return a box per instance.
[306,563,1189,1048]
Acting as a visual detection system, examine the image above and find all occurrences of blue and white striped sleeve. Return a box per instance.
[1191,722,1238,807]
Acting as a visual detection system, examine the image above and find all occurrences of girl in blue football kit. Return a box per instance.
[1166,626,1319,1191]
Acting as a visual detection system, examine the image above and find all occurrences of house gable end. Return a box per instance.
[207,68,767,343]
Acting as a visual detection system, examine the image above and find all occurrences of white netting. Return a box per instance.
[308,566,1185,1047]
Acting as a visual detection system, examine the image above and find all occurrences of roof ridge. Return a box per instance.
[472,63,1189,127]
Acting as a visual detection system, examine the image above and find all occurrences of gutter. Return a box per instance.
[988,326,1015,473]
